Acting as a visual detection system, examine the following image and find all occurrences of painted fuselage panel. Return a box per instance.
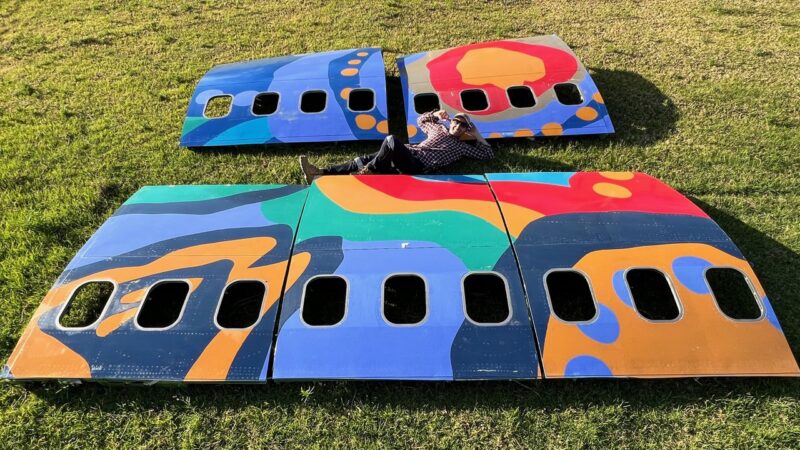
[398,35,614,143]
[180,48,389,147]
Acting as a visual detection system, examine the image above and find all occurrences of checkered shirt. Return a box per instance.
[408,112,494,170]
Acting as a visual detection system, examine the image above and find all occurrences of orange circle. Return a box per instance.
[593,182,632,198]
[376,120,389,134]
[355,114,376,130]
[592,92,605,104]
[348,59,362,65]
[513,128,534,137]
[340,88,352,99]
[541,123,563,136]
[341,68,359,76]
[599,171,634,181]
[407,125,418,138]
[488,132,503,139]
[576,106,599,121]
[356,51,368,57]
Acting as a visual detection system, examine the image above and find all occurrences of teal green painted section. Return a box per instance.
[296,187,509,270]
[125,185,286,205]
[206,117,271,146]
[181,116,208,136]
[260,189,309,232]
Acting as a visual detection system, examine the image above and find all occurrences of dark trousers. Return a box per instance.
[323,135,425,175]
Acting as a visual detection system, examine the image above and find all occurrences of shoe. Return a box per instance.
[299,155,323,184]
[356,165,374,175]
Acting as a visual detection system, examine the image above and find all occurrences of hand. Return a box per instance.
[434,110,449,121]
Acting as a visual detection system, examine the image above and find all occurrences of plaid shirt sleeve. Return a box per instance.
[417,111,442,135]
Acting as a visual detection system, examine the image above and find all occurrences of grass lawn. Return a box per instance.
[1,0,799,447]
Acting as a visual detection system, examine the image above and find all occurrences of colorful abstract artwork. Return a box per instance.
[487,172,800,378]
[272,175,539,380]
[398,35,615,143]
[3,185,308,382]
[4,174,797,383]
[180,48,389,147]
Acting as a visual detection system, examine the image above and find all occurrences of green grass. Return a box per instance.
[1,0,799,447]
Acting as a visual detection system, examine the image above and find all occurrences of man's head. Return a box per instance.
[448,113,473,137]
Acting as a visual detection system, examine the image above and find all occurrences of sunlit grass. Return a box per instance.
[1,0,799,447]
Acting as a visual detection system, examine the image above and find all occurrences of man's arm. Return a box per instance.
[417,110,447,135]
[460,126,494,160]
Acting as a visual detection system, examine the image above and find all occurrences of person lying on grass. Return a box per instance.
[299,110,493,182]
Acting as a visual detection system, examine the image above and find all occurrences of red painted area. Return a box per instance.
[355,175,496,202]
[490,173,709,218]
[427,40,579,116]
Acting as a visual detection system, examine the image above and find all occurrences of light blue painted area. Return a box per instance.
[577,304,619,344]
[199,54,300,85]
[206,117,272,146]
[486,172,575,186]
[194,89,225,105]
[397,52,427,67]
[412,174,486,184]
[763,296,783,332]
[232,90,260,107]
[671,256,713,294]
[273,242,470,380]
[266,51,355,142]
[563,355,612,377]
[612,270,633,308]
[75,202,274,263]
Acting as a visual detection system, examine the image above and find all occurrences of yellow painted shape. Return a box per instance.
[496,201,544,237]
[355,114,376,130]
[514,128,534,137]
[407,125,418,138]
[96,308,138,337]
[541,123,563,136]
[348,59,361,65]
[576,106,598,121]
[599,171,634,181]
[339,87,351,99]
[592,182,632,198]
[185,252,311,381]
[592,92,605,104]
[341,68,358,76]
[456,48,545,88]
[120,288,146,304]
[8,325,91,378]
[376,120,389,134]
[542,244,800,377]
[356,51,368,57]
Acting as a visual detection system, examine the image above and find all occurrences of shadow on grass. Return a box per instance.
[21,196,800,414]
[590,68,679,146]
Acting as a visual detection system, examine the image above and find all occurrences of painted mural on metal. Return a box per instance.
[398,35,614,143]
[487,172,799,378]
[4,173,797,383]
[180,48,389,147]
[272,175,539,380]
[3,185,308,382]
